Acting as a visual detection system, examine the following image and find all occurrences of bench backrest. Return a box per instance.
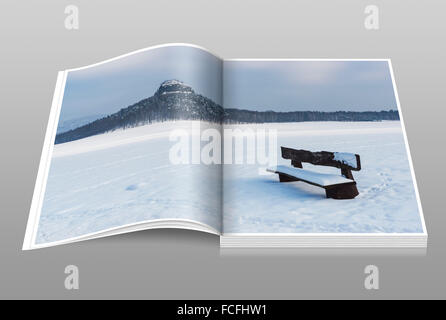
[281,147,361,179]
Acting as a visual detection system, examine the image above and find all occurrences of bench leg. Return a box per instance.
[325,182,359,199]
[278,173,300,182]
[291,160,303,168]
[341,167,354,180]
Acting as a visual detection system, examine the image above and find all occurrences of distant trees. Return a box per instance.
[55,81,400,144]
[223,109,399,124]
[55,88,225,144]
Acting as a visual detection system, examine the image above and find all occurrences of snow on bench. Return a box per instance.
[266,165,353,187]
[332,152,359,169]
[268,147,361,199]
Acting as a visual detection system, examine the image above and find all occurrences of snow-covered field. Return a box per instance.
[36,120,424,244]
[36,121,222,244]
[223,121,424,234]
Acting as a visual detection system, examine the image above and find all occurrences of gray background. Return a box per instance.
[0,0,444,299]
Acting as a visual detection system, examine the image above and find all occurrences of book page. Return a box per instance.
[24,44,224,249]
[221,59,425,238]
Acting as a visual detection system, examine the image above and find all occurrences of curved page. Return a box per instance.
[23,44,223,249]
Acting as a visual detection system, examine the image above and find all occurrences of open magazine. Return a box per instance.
[23,43,427,250]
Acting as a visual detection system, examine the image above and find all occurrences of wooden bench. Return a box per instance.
[267,147,361,199]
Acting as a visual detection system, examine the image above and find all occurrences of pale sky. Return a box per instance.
[59,45,397,125]
[59,45,222,123]
[223,60,397,112]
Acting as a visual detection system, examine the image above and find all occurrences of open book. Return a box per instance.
[23,43,427,250]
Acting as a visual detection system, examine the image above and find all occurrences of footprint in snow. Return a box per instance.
[125,182,147,191]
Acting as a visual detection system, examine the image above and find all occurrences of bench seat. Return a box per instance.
[269,147,361,199]
[267,165,354,187]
